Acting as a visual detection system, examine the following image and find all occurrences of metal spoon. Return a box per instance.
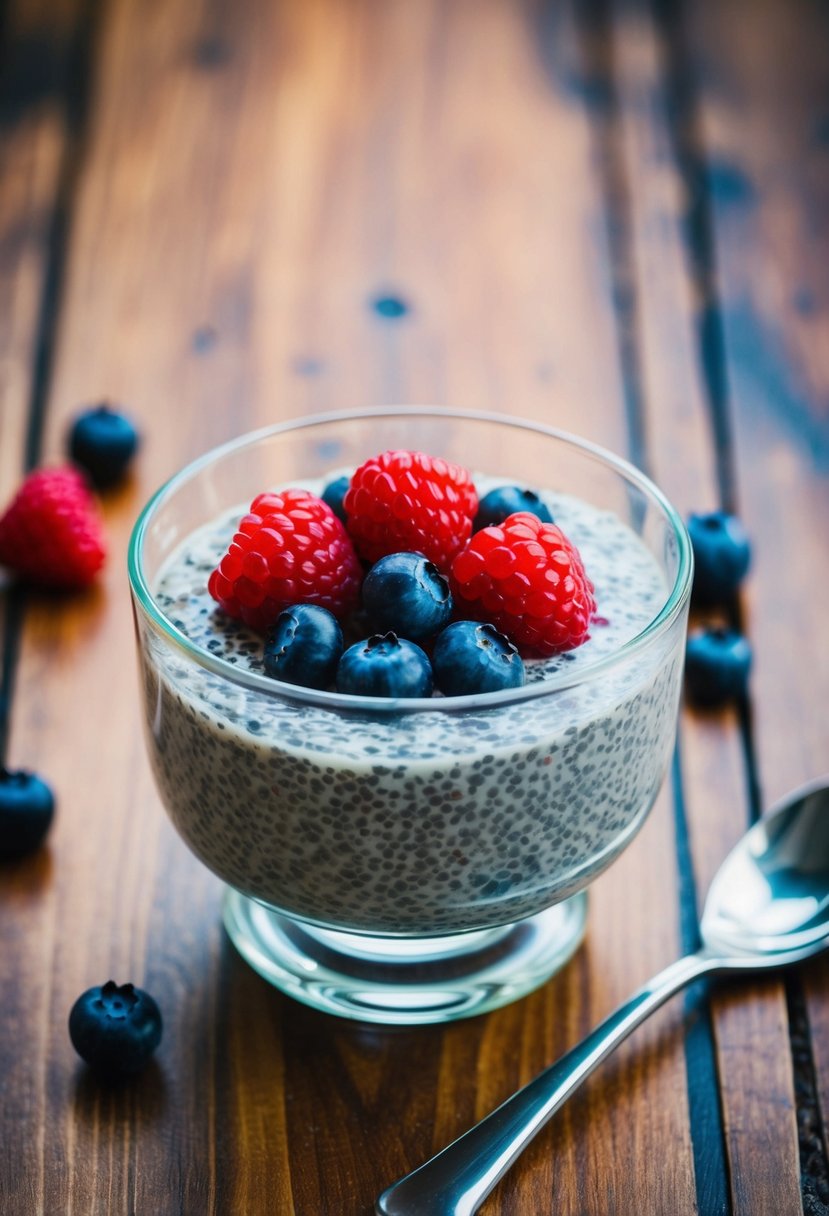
[376,776,829,1216]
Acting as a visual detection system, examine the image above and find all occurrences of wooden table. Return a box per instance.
[1,0,827,1212]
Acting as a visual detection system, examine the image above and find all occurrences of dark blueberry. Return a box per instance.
[68,981,162,1077]
[432,621,525,696]
[474,486,553,532]
[336,632,433,698]
[687,511,751,604]
[68,403,140,488]
[0,767,55,860]
[361,552,452,642]
[684,626,752,707]
[263,604,343,689]
[321,475,350,524]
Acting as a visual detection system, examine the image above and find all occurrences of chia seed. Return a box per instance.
[140,484,685,934]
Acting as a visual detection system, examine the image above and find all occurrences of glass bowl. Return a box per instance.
[128,408,692,1024]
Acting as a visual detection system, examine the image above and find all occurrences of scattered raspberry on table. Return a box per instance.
[0,466,107,589]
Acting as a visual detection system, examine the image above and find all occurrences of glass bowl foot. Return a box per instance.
[223,889,588,1025]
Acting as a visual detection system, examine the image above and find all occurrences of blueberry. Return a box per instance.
[68,981,162,1077]
[263,604,343,689]
[68,403,139,488]
[362,552,452,642]
[321,475,351,524]
[0,767,55,860]
[336,632,433,698]
[687,511,751,604]
[685,626,752,707]
[474,486,553,532]
[433,621,525,696]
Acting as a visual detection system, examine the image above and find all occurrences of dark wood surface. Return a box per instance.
[1,0,827,1212]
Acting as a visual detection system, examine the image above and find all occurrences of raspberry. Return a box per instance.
[343,450,478,571]
[208,489,362,632]
[0,466,106,589]
[449,512,596,657]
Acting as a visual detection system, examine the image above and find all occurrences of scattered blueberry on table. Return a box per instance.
[336,632,433,698]
[68,403,140,488]
[362,551,453,643]
[474,485,554,532]
[687,510,751,604]
[68,981,162,1077]
[263,604,343,689]
[432,621,525,696]
[0,767,55,860]
[684,626,752,707]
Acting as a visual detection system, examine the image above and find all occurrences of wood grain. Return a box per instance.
[0,0,83,749]
[0,0,827,1213]
[682,0,829,1205]
[683,0,829,816]
[0,2,99,1212]
[605,3,804,1213]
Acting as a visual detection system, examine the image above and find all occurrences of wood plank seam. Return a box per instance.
[0,588,24,762]
[741,678,829,1211]
[653,0,829,1209]
[572,0,650,479]
[651,0,737,516]
[22,0,103,472]
[0,0,104,768]
[573,1,733,1210]
[671,745,732,1216]
[786,983,829,1215]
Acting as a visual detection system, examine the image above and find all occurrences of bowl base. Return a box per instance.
[222,889,588,1024]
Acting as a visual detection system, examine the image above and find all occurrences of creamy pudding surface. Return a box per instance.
[141,484,684,934]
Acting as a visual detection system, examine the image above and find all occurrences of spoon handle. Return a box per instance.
[376,949,719,1216]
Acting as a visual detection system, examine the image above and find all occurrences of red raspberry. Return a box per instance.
[208,489,362,632]
[450,512,596,657]
[343,450,478,571]
[0,466,107,589]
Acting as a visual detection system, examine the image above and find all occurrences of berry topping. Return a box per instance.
[336,632,433,698]
[687,511,751,604]
[263,604,343,689]
[432,621,525,696]
[0,768,55,860]
[208,489,362,632]
[69,981,163,1077]
[343,450,478,571]
[450,512,596,656]
[68,403,139,488]
[0,466,107,589]
[684,626,752,707]
[362,551,453,642]
[321,475,351,524]
[474,485,553,532]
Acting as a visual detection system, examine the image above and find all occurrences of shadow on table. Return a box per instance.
[70,1056,168,1126]
[0,846,54,901]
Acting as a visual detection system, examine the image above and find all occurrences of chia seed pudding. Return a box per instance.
[139,485,684,935]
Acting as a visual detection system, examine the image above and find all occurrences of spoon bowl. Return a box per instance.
[377,776,829,1216]
[702,777,829,960]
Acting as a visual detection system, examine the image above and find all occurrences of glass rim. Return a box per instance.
[127,406,693,714]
